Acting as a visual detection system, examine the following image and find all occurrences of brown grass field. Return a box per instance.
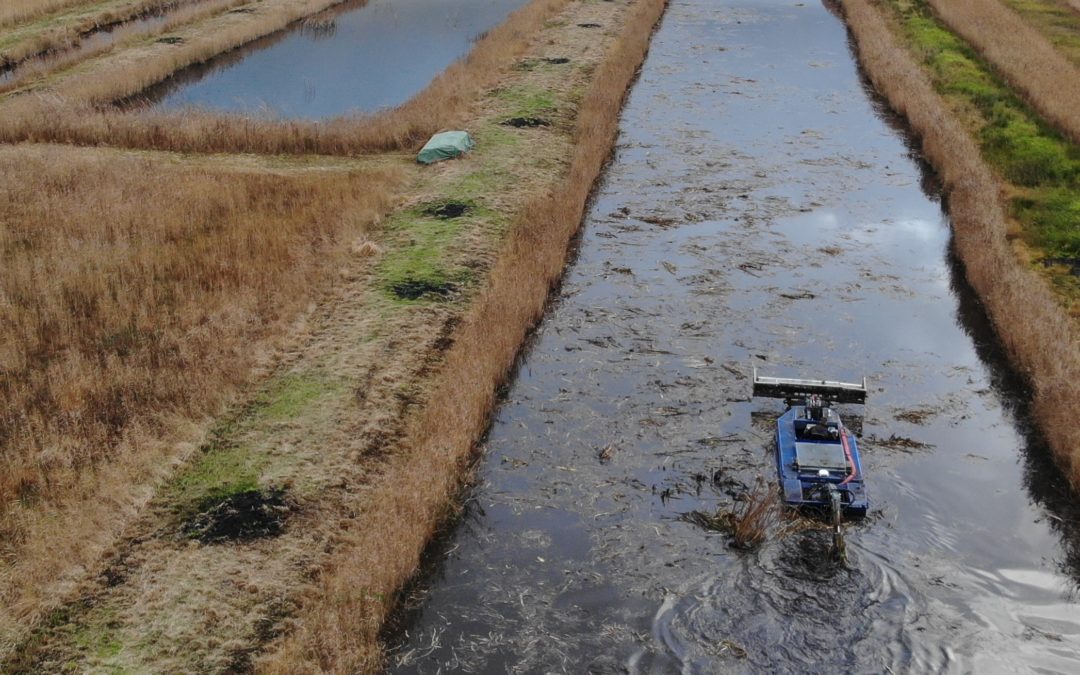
[255,0,670,669]
[0,0,572,157]
[923,0,1080,145]
[0,146,400,625]
[837,0,1080,483]
[0,147,398,514]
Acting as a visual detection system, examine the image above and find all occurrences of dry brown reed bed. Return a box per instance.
[0,145,399,559]
[837,0,1080,483]
[255,0,670,671]
[923,0,1080,145]
[1,0,249,87]
[1,0,573,156]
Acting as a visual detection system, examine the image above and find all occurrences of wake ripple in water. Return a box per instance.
[644,534,951,673]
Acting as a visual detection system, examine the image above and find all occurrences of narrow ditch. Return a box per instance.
[386,0,1080,672]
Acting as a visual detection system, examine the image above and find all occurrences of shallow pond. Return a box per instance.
[388,0,1080,672]
[128,0,530,118]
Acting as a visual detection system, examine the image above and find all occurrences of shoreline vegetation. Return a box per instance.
[0,0,115,28]
[836,0,1080,483]
[882,0,1079,307]
[0,0,671,668]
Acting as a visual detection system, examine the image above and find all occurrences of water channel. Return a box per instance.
[127,0,530,118]
[388,0,1080,672]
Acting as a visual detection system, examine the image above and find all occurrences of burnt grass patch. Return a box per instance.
[513,57,571,72]
[422,200,472,219]
[184,487,294,544]
[390,279,459,301]
[503,116,552,128]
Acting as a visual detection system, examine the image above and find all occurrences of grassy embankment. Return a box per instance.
[3,0,201,65]
[836,0,1080,484]
[885,0,1080,306]
[0,0,573,583]
[0,0,106,27]
[0,0,254,95]
[0,0,576,156]
[0,0,578,652]
[0,0,348,101]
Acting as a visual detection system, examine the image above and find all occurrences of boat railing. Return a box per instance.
[751,367,867,404]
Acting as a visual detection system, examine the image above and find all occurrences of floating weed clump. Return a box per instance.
[684,480,779,550]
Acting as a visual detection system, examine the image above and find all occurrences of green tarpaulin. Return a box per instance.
[417,131,474,165]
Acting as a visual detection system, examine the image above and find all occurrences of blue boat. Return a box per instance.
[752,369,869,524]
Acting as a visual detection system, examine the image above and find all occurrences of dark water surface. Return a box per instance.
[129,0,529,118]
[389,0,1080,672]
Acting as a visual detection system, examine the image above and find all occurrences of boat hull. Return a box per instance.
[775,406,868,516]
